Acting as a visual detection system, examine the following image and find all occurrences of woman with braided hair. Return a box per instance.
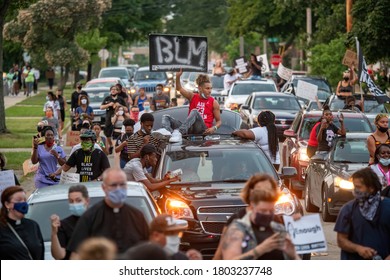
[232,111,280,170]
[153,69,222,142]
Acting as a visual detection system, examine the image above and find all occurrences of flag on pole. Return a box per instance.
[355,37,389,104]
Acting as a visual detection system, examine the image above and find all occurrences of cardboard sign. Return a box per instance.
[149,34,208,72]
[0,170,16,193]
[342,49,357,68]
[234,57,248,74]
[22,159,39,176]
[277,63,293,81]
[283,214,327,254]
[59,171,80,184]
[296,80,318,100]
[66,130,80,147]
[257,54,270,73]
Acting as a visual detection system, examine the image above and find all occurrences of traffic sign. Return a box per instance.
[270,54,282,67]
[98,49,109,60]
[267,37,279,43]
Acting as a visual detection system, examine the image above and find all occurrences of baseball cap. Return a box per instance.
[140,144,159,157]
[150,214,188,233]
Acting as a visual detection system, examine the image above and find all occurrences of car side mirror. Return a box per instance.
[283,129,296,138]
[241,105,250,110]
[310,153,327,162]
[279,167,297,179]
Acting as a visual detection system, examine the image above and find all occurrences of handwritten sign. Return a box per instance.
[296,80,318,100]
[66,130,80,147]
[59,171,80,184]
[234,57,248,74]
[149,34,208,72]
[342,50,357,68]
[277,63,293,81]
[257,54,270,73]
[22,159,39,176]
[0,170,16,193]
[283,214,327,254]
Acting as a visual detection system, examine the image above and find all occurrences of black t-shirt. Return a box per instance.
[0,218,44,260]
[58,95,65,111]
[101,95,127,125]
[316,123,339,152]
[58,215,80,260]
[66,148,110,182]
[67,200,149,254]
[71,90,88,111]
[251,223,285,260]
[251,61,262,76]
[116,133,132,161]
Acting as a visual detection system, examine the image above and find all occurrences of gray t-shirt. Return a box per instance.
[124,158,148,182]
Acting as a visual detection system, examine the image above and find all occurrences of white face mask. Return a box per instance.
[156,89,162,95]
[81,99,87,105]
[118,110,124,116]
[164,235,180,255]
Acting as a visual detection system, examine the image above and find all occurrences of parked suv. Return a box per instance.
[281,109,373,197]
[98,66,132,89]
[130,66,171,99]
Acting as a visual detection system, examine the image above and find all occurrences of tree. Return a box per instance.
[4,0,111,89]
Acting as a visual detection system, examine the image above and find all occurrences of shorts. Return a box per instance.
[104,123,114,138]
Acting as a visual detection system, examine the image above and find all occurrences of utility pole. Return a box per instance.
[346,0,353,32]
[239,36,244,57]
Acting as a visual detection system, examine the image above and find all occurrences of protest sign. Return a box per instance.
[66,130,80,147]
[0,170,16,193]
[149,34,208,72]
[59,171,80,184]
[342,49,357,68]
[257,54,270,73]
[283,213,327,254]
[296,80,318,100]
[277,63,293,81]
[22,159,39,176]
[234,57,248,74]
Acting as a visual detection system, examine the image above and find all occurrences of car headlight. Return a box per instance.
[298,147,309,162]
[163,86,170,93]
[274,191,295,216]
[130,88,136,94]
[165,199,194,219]
[334,177,353,190]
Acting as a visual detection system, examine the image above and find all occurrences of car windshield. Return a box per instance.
[299,116,373,139]
[134,71,166,80]
[85,82,118,88]
[100,69,129,79]
[211,76,224,89]
[231,83,276,96]
[332,139,369,163]
[329,97,387,113]
[253,96,301,110]
[26,196,155,242]
[86,91,110,103]
[163,148,277,183]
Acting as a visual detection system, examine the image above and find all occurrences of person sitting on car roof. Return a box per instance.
[124,144,179,191]
[343,95,363,112]
[152,69,222,143]
[336,66,357,97]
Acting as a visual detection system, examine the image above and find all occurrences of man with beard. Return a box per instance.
[51,130,110,182]
[334,168,390,260]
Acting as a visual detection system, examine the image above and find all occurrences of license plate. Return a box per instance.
[94,116,101,122]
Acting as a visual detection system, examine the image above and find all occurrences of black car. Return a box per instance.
[323,94,389,128]
[304,133,370,222]
[281,75,333,103]
[239,91,301,140]
[152,136,301,259]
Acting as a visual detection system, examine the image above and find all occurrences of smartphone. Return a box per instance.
[270,221,287,241]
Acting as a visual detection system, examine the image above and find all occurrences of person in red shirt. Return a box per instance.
[307,121,321,158]
[154,69,222,142]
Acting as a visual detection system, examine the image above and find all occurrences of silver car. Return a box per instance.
[25,181,161,260]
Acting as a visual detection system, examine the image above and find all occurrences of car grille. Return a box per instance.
[93,109,106,115]
[197,204,246,235]
[144,86,156,93]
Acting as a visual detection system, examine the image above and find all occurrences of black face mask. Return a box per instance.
[77,86,82,90]
[343,77,349,81]
[253,212,274,228]
[377,125,388,133]
[37,126,43,133]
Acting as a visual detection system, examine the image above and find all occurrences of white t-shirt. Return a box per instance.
[124,158,148,182]
[43,100,61,119]
[224,73,239,91]
[250,126,280,164]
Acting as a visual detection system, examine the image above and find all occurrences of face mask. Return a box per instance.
[46,111,53,118]
[69,202,86,217]
[108,188,127,205]
[46,138,55,147]
[343,77,349,81]
[125,132,133,138]
[77,86,82,90]
[156,89,162,95]
[164,235,180,255]
[253,212,274,228]
[200,92,208,99]
[377,125,388,133]
[13,202,29,215]
[118,110,124,116]
[379,158,390,166]
[353,189,371,202]
[81,99,87,105]
[46,96,50,101]
[81,141,93,152]
[144,105,150,111]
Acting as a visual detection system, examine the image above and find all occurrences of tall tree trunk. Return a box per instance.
[0,0,11,133]
[87,62,92,82]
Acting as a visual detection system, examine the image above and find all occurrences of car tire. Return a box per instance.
[322,187,336,222]
[304,176,319,213]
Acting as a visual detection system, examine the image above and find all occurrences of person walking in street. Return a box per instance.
[32,67,40,94]
[45,67,55,90]
[367,113,390,165]
[67,168,150,258]
[31,127,66,188]
[0,186,44,260]
[101,85,127,154]
[370,144,390,191]
[151,84,170,111]
[24,65,35,97]
[134,87,148,112]
[56,88,66,133]
[111,106,130,140]
[124,144,179,191]
[92,123,109,155]
[43,91,61,122]
[115,119,135,168]
[74,95,94,131]
[52,130,110,182]
[334,167,390,260]
[50,185,90,260]
[232,111,280,170]
[42,106,60,142]
[70,83,88,129]
[154,70,221,143]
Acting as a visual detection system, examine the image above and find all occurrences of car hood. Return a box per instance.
[332,162,368,178]
[226,95,248,104]
[134,80,166,87]
[252,109,297,118]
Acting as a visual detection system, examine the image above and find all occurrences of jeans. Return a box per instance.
[162,109,208,135]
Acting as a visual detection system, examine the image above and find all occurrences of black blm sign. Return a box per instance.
[149,34,208,72]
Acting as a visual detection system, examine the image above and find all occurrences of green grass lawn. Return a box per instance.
[5,105,44,117]
[0,133,35,148]
[3,151,32,170]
